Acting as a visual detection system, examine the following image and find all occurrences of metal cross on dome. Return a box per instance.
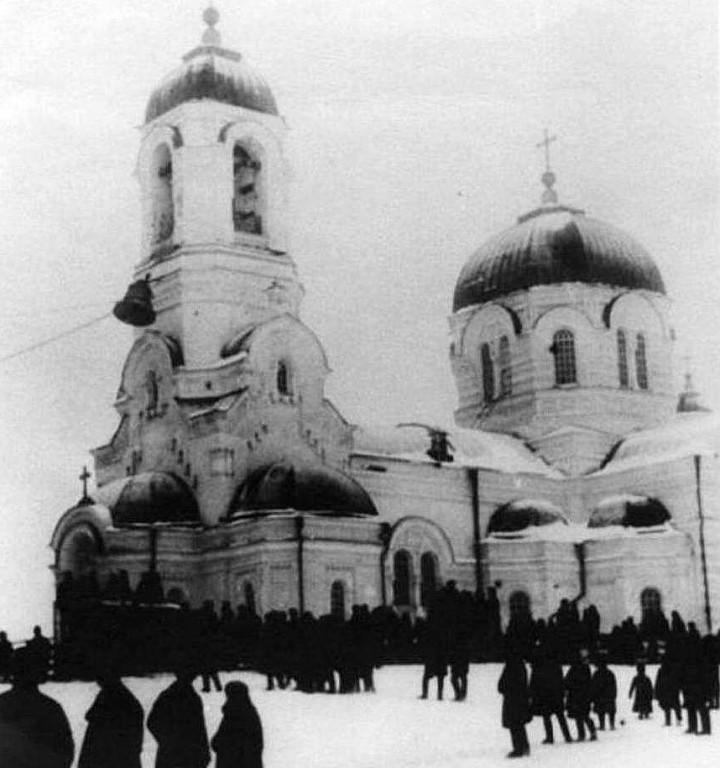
[536,129,557,174]
[78,465,93,505]
[536,129,559,204]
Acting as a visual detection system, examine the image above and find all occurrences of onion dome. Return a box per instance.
[145,7,278,124]
[453,163,665,312]
[229,460,378,517]
[110,472,201,526]
[487,498,568,534]
[588,495,670,528]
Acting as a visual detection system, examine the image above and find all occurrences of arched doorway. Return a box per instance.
[393,550,413,608]
[420,552,438,609]
[509,590,531,621]
[330,580,346,620]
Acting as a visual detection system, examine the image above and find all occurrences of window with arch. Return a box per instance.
[233,144,262,234]
[393,550,412,607]
[243,581,256,615]
[509,590,531,620]
[151,143,174,245]
[166,587,187,605]
[330,580,346,619]
[640,587,662,619]
[552,329,577,385]
[420,552,438,609]
[276,360,292,396]
[635,333,648,390]
[617,329,629,388]
[498,335,512,397]
[481,343,495,402]
[58,527,100,578]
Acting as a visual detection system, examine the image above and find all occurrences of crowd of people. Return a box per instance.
[497,613,718,758]
[2,577,720,763]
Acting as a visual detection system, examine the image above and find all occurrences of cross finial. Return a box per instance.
[682,353,694,391]
[79,465,93,505]
[202,4,222,46]
[536,129,558,204]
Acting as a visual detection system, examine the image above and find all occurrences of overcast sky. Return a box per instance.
[0,0,717,639]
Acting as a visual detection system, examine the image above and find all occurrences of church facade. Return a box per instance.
[51,10,720,634]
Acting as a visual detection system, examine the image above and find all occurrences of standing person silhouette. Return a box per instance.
[78,660,144,768]
[498,646,532,758]
[148,661,210,768]
[0,646,74,767]
[211,681,264,768]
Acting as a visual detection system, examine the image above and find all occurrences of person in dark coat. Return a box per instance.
[655,656,682,726]
[78,665,144,768]
[629,662,653,719]
[529,647,571,744]
[0,646,74,768]
[211,681,264,768]
[564,650,597,742]
[498,648,531,758]
[590,657,617,730]
[0,631,13,682]
[148,664,210,768]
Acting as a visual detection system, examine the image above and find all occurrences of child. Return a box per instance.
[629,662,653,719]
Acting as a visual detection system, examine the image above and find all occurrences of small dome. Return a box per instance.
[145,12,277,123]
[453,204,665,312]
[487,498,568,534]
[111,472,201,526]
[588,495,670,528]
[229,460,377,517]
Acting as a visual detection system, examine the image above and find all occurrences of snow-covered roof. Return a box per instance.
[597,411,720,475]
[488,521,676,543]
[352,424,561,477]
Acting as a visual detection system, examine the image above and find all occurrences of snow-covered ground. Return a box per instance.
[3,664,717,768]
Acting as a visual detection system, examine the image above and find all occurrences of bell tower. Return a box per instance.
[129,7,303,367]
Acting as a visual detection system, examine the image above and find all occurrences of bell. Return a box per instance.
[113,280,156,327]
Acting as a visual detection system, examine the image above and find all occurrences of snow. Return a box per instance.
[598,412,720,475]
[353,424,560,477]
[5,665,717,768]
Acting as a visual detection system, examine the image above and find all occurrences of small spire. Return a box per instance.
[202,4,222,46]
[536,129,558,204]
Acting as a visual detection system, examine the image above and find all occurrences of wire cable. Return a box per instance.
[0,312,113,365]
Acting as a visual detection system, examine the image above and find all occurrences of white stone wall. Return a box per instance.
[450,283,675,473]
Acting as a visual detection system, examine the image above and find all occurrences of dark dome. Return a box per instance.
[588,495,670,528]
[111,472,201,526]
[487,499,568,534]
[453,204,665,312]
[145,46,278,124]
[229,460,377,517]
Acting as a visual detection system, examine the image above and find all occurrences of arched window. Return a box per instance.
[552,329,577,385]
[151,143,174,245]
[277,360,292,396]
[635,333,648,390]
[420,552,438,609]
[330,580,345,619]
[58,527,100,578]
[617,330,629,388]
[393,550,412,607]
[243,581,256,615]
[498,335,512,397]
[166,587,187,605]
[233,144,262,234]
[640,587,661,619]
[481,343,495,403]
[509,590,531,620]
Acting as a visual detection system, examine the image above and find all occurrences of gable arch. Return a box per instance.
[118,331,182,400]
[459,303,520,358]
[603,291,669,339]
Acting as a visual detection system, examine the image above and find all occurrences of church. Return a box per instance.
[51,8,720,635]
